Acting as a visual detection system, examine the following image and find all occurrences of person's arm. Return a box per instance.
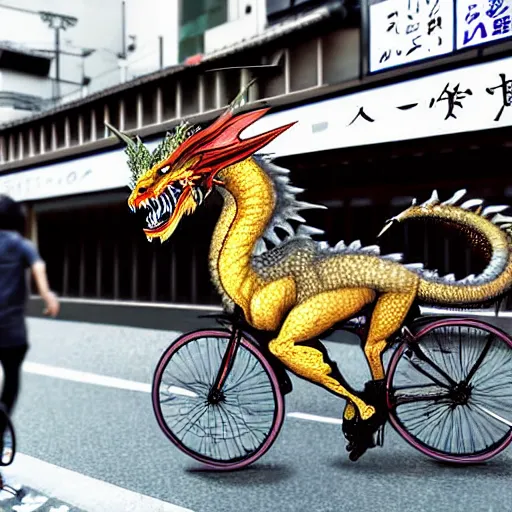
[21,238,60,317]
[31,261,60,317]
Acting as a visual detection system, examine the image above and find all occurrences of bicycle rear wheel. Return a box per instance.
[0,404,15,466]
[152,329,285,470]
[386,318,512,464]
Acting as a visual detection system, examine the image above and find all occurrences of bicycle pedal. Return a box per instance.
[373,425,385,447]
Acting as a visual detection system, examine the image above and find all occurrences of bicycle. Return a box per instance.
[151,303,512,470]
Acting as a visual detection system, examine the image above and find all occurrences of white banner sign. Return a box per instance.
[456,0,512,49]
[2,56,512,203]
[369,0,455,72]
[0,140,159,203]
[243,56,512,156]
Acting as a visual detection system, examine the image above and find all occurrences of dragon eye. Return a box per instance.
[159,165,170,174]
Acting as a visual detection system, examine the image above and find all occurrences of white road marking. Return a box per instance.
[3,453,194,512]
[23,362,344,425]
[22,362,151,394]
[287,412,343,425]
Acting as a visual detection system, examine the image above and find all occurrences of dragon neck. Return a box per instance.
[209,157,275,315]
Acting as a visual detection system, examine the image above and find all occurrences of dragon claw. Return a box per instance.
[342,380,388,461]
[360,404,376,420]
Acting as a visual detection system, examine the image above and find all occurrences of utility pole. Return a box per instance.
[39,11,78,101]
[159,36,163,69]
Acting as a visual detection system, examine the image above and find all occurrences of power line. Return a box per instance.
[0,2,78,101]
[0,2,40,15]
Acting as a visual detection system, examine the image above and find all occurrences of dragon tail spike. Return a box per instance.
[441,188,467,205]
[492,213,512,224]
[422,189,440,206]
[460,198,484,210]
[482,205,509,217]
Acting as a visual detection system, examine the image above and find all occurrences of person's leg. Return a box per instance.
[0,344,28,442]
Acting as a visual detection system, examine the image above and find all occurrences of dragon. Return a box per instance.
[106,81,512,460]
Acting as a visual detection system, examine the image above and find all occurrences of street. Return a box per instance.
[3,316,512,512]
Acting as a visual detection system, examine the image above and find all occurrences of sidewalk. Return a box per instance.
[0,481,84,512]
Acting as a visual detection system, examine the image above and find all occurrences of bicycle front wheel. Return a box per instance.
[386,318,512,464]
[152,329,285,470]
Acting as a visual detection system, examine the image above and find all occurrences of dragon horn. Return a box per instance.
[229,77,258,112]
[105,121,136,148]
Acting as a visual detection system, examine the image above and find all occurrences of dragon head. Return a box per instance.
[106,81,295,243]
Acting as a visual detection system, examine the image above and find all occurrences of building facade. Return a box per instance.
[1,0,512,327]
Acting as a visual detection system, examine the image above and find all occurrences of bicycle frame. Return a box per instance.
[200,301,425,402]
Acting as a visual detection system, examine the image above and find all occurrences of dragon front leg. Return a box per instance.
[268,287,377,420]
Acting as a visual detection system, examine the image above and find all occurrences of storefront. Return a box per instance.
[1,53,511,320]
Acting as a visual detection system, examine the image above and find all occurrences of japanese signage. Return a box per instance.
[456,0,512,49]
[243,56,512,156]
[368,0,512,73]
[2,57,512,202]
[369,0,455,72]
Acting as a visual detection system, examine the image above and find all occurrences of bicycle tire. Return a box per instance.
[0,403,16,467]
[386,318,512,464]
[152,328,285,470]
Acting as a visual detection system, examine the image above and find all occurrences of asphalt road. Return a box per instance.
[4,316,512,512]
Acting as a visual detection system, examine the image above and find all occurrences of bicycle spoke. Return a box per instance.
[154,332,281,465]
[465,335,493,384]
[408,342,458,387]
[389,321,512,461]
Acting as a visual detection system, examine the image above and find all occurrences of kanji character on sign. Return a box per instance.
[492,14,511,35]
[396,103,419,111]
[486,0,509,18]
[348,107,375,126]
[387,11,399,34]
[429,83,473,120]
[486,73,512,121]
[426,0,440,18]
[406,35,422,55]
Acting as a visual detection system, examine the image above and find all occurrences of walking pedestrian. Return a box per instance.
[0,194,59,456]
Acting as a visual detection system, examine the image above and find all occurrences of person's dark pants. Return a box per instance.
[0,345,28,443]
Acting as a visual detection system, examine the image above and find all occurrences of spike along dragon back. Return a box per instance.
[106,81,512,435]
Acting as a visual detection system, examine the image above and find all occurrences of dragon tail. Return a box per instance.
[385,189,512,307]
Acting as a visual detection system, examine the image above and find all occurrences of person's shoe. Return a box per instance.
[0,473,27,501]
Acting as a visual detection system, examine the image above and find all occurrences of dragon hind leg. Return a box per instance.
[268,287,376,420]
[364,291,417,380]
